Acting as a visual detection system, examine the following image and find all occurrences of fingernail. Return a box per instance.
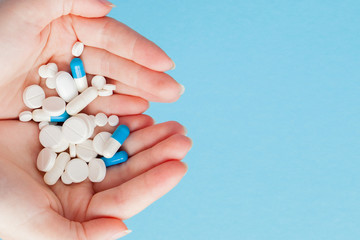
[184,126,188,135]
[111,230,132,240]
[179,84,185,95]
[99,0,116,7]
[170,61,176,70]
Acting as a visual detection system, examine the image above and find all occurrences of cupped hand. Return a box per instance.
[0,118,191,240]
[0,0,182,119]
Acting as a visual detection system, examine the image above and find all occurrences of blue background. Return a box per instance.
[110,1,360,239]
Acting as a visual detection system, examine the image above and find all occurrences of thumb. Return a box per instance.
[0,0,114,31]
[81,218,132,240]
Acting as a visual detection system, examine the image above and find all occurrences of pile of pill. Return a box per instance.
[19,42,130,185]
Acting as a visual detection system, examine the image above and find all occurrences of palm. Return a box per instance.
[0,119,191,239]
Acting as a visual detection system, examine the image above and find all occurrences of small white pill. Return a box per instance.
[23,85,45,109]
[62,117,89,144]
[38,65,48,78]
[76,140,97,162]
[46,63,58,78]
[39,125,63,148]
[91,76,106,90]
[98,89,113,97]
[51,137,69,153]
[65,158,89,183]
[92,131,112,155]
[39,121,49,130]
[46,76,56,89]
[88,158,106,182]
[108,115,119,126]
[55,71,79,102]
[66,87,98,115]
[95,113,107,127]
[69,143,76,157]
[37,148,57,172]
[19,111,33,122]
[76,113,95,138]
[103,84,116,91]
[72,42,84,57]
[61,171,73,185]
[32,109,51,122]
[42,96,66,116]
[44,152,70,185]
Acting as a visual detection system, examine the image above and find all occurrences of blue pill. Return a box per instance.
[101,151,128,167]
[50,111,70,122]
[70,58,88,92]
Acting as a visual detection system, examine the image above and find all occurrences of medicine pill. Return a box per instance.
[38,65,48,78]
[91,75,106,90]
[42,96,66,116]
[98,89,113,97]
[46,63,58,78]
[19,111,33,122]
[23,85,45,109]
[108,115,119,126]
[61,171,73,185]
[62,116,89,144]
[103,125,130,158]
[70,58,88,92]
[46,76,56,89]
[103,84,116,91]
[69,143,76,157]
[65,158,89,183]
[72,42,84,57]
[66,87,98,115]
[44,152,70,185]
[37,148,57,172]
[55,71,79,102]
[92,131,112,155]
[101,151,128,167]
[88,158,106,182]
[39,125,64,148]
[95,113,107,127]
[33,109,69,122]
[39,121,49,130]
[76,140,97,162]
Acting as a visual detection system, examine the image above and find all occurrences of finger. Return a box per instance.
[72,16,175,72]
[122,121,187,156]
[82,47,183,102]
[94,134,192,192]
[84,94,149,115]
[81,218,131,240]
[87,161,188,220]
[0,0,113,32]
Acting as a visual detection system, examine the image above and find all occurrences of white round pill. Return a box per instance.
[51,137,69,153]
[76,113,95,138]
[92,131,112,155]
[38,65,48,78]
[55,71,79,102]
[72,42,84,57]
[62,117,89,144]
[61,172,73,185]
[23,85,45,109]
[98,89,113,97]
[39,125,63,148]
[69,143,76,157]
[46,63,58,78]
[46,76,56,89]
[95,113,108,127]
[65,158,89,183]
[103,84,116,91]
[19,111,32,122]
[108,115,119,126]
[37,148,57,172]
[76,140,97,162]
[42,96,66,116]
[38,121,49,130]
[91,76,106,90]
[88,158,106,182]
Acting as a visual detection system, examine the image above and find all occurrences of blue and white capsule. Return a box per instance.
[103,125,130,158]
[101,151,128,167]
[32,109,70,122]
[70,58,88,92]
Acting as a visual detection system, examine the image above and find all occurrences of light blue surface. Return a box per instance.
[109,1,360,239]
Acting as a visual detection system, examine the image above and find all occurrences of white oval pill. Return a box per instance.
[108,115,119,126]
[42,96,66,116]
[88,158,106,182]
[69,143,76,157]
[46,63,58,78]
[91,76,106,90]
[61,171,73,185]
[98,89,113,97]
[103,84,116,91]
[55,71,79,102]
[38,65,48,78]
[44,152,70,185]
[46,76,56,89]
[39,125,63,148]
[92,131,112,155]
[65,158,89,183]
[76,140,97,162]
[39,121,49,130]
[37,148,57,172]
[62,117,89,144]
[32,109,51,122]
[95,113,107,127]
[23,85,45,109]
[66,87,98,115]
[19,111,33,122]
[72,42,84,57]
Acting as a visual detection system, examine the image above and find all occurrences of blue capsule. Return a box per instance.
[50,111,70,122]
[70,58,88,92]
[101,151,128,167]
[103,125,130,158]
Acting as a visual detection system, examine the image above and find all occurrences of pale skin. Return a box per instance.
[0,0,191,239]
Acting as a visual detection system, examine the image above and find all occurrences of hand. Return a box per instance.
[0,0,183,119]
[0,118,191,239]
